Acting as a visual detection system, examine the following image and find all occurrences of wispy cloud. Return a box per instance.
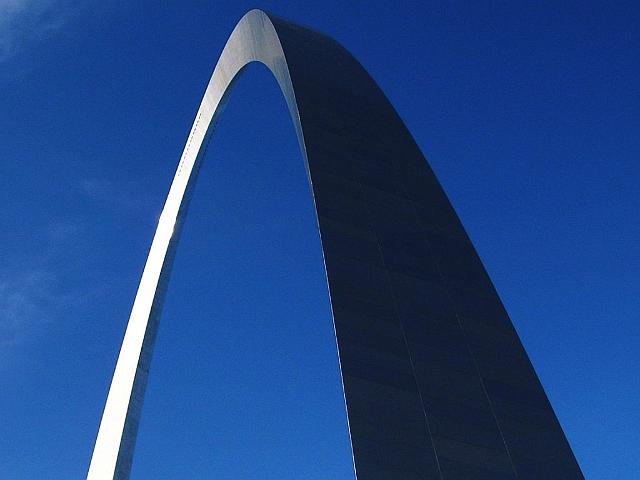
[0,0,72,63]
[1,175,157,368]
[0,269,57,349]
[0,218,85,369]
[80,178,158,216]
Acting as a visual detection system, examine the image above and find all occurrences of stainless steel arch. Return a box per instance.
[88,9,583,480]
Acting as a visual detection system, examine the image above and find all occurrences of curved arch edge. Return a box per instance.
[86,10,312,479]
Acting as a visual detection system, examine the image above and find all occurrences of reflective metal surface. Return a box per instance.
[87,9,584,480]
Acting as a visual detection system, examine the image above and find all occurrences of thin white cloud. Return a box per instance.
[80,178,158,216]
[0,0,71,63]
[0,219,85,370]
[1,175,156,369]
[0,269,56,349]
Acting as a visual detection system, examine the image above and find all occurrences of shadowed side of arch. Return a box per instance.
[87,9,583,480]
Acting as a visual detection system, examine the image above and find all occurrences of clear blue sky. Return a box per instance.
[1,1,638,478]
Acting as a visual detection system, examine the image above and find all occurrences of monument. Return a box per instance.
[87,9,584,480]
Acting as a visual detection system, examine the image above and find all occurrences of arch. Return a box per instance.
[87,9,583,480]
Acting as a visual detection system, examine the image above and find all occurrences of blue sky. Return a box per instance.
[1,1,638,478]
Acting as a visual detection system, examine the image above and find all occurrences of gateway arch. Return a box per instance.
[87,9,583,480]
